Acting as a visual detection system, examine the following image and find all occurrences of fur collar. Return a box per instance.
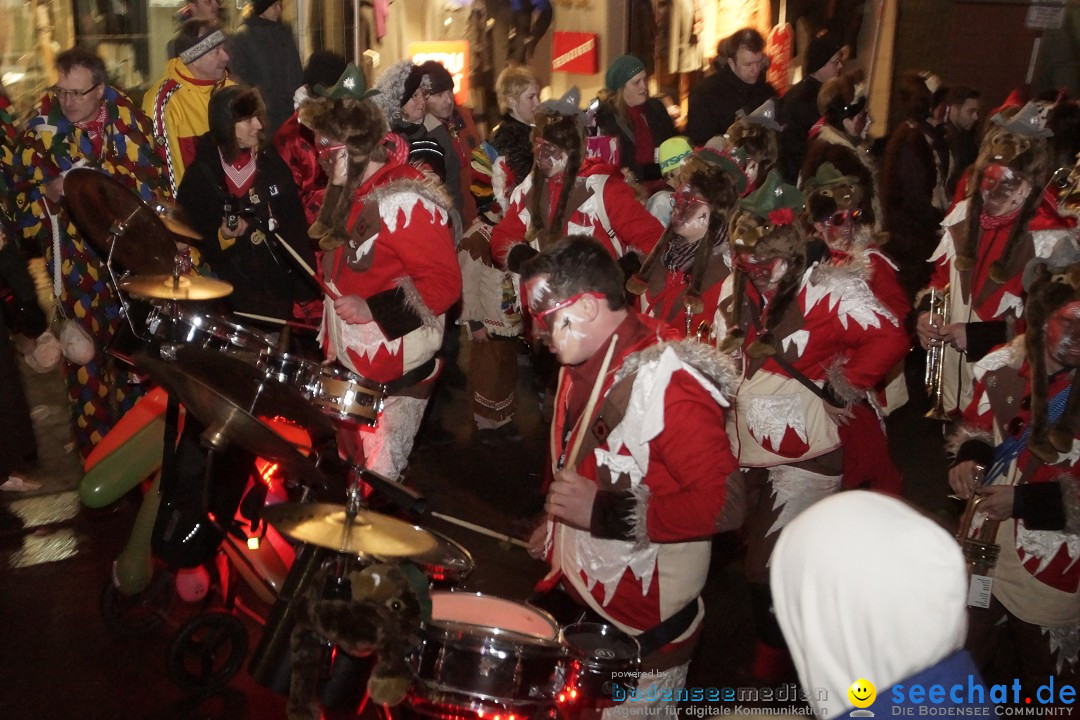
[614,338,738,400]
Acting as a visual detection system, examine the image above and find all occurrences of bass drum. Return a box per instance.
[410,592,567,707]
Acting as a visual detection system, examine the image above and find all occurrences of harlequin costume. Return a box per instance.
[802,162,912,495]
[949,259,1079,687]
[715,170,909,679]
[921,102,1074,416]
[628,148,745,338]
[144,56,234,196]
[302,72,461,482]
[13,84,167,461]
[489,88,663,273]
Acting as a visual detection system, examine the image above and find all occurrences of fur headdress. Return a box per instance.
[1023,253,1080,463]
[627,149,740,313]
[527,87,586,249]
[300,89,388,249]
[958,102,1053,281]
[802,161,864,222]
[722,171,807,355]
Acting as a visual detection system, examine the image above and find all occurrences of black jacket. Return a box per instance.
[685,64,777,147]
[594,97,676,182]
[489,113,534,188]
[176,135,318,319]
[393,120,448,182]
[777,76,823,182]
[228,17,304,136]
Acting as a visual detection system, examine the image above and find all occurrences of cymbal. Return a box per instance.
[150,198,202,240]
[63,168,178,275]
[120,274,233,301]
[262,503,438,558]
[133,348,334,483]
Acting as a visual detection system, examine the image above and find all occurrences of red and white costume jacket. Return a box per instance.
[489,159,663,268]
[952,339,1079,630]
[319,161,461,385]
[540,314,738,667]
[459,216,523,338]
[924,194,1074,413]
[639,241,731,339]
[716,260,910,467]
[273,110,325,225]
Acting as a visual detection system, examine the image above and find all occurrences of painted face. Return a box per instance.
[522,275,600,365]
[735,253,787,292]
[814,209,863,251]
[234,115,262,150]
[728,48,765,85]
[622,70,648,108]
[426,89,454,121]
[1046,300,1080,368]
[1050,162,1080,220]
[55,66,104,124]
[980,163,1030,216]
[509,84,540,123]
[669,184,711,241]
[315,134,348,186]
[534,137,569,179]
[400,87,427,124]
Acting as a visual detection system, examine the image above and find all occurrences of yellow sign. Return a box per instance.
[848,678,877,709]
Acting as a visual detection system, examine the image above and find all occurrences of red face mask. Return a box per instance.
[735,253,782,286]
[980,164,1028,217]
[1046,301,1080,368]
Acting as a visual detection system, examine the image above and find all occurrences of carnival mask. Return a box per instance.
[1050,161,1080,220]
[980,163,1030,217]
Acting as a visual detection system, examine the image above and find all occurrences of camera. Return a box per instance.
[222,195,255,231]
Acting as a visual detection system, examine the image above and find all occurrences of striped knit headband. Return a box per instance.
[180,29,226,65]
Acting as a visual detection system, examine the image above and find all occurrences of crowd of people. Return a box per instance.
[0,3,1077,716]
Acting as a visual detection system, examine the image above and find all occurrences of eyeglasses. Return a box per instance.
[530,291,604,335]
[52,83,100,100]
[316,142,346,159]
[821,209,863,227]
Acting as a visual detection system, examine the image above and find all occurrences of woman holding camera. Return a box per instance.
[177,84,318,320]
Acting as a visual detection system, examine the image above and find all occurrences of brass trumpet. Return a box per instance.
[685,309,715,344]
[955,466,1001,577]
[924,285,951,421]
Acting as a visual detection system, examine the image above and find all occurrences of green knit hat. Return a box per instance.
[605,54,646,91]
[738,170,804,221]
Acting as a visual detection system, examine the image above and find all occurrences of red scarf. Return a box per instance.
[220,148,256,197]
[627,105,654,167]
[74,104,107,158]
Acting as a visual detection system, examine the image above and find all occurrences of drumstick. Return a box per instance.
[235,311,319,331]
[271,231,340,300]
[429,511,530,550]
[563,333,619,471]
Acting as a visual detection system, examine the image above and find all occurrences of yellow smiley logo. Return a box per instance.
[848,679,876,708]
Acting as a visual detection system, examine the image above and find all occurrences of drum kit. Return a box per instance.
[65,170,641,718]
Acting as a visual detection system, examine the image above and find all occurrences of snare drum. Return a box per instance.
[153,309,276,359]
[306,364,385,427]
[257,349,318,389]
[410,592,567,706]
[560,622,640,708]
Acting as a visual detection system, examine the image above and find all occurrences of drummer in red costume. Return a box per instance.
[521,236,740,715]
[301,65,461,482]
[916,101,1075,416]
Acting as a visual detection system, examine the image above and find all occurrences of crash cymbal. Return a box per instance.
[149,198,202,240]
[262,503,438,558]
[120,274,233,301]
[133,348,334,483]
[63,168,178,275]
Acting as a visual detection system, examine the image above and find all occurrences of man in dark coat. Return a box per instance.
[228,0,304,136]
[777,33,844,182]
[685,28,777,147]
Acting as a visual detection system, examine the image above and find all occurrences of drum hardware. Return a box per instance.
[148,198,202,241]
[924,285,951,421]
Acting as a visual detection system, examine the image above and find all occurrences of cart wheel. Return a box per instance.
[100,571,174,636]
[166,611,249,694]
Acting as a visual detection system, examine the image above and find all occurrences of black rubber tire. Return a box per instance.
[166,611,249,695]
[99,571,173,637]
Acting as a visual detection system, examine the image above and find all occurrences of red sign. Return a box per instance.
[409,41,470,106]
[551,32,599,74]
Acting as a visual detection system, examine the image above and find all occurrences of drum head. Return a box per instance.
[430,592,560,642]
[408,530,474,585]
[561,622,639,666]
